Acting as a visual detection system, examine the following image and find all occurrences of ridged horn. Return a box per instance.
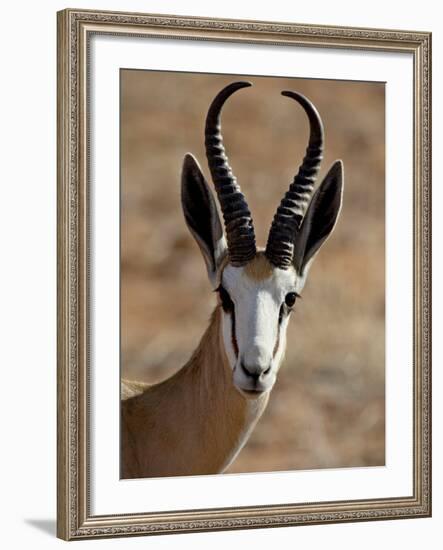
[205,81,256,266]
[265,91,324,269]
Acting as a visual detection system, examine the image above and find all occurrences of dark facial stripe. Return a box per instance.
[275,302,293,358]
[217,285,239,358]
[273,319,281,358]
[230,308,239,358]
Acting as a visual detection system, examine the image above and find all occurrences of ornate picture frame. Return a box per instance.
[57,8,431,540]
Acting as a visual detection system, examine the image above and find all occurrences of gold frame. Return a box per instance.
[57,8,432,540]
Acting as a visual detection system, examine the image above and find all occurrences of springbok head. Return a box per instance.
[181,81,344,397]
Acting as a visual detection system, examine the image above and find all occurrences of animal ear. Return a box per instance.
[293,160,344,277]
[181,153,227,287]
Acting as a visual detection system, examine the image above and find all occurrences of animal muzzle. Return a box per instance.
[233,349,276,394]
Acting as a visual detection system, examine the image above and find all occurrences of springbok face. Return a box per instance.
[181,82,344,397]
[219,255,296,394]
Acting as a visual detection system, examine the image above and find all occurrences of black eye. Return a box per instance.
[217,285,234,313]
[285,292,298,308]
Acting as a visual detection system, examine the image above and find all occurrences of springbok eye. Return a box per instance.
[217,285,234,313]
[285,292,298,308]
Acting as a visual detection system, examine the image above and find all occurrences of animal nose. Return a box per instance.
[240,361,271,380]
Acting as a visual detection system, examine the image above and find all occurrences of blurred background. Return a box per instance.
[121,70,385,473]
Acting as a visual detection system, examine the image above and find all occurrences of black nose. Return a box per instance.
[240,362,271,380]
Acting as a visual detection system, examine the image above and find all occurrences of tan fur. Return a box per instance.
[121,380,150,400]
[121,307,269,479]
[243,252,274,281]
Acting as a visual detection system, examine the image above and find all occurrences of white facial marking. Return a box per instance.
[219,255,298,396]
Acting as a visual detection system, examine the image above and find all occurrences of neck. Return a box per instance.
[121,306,269,478]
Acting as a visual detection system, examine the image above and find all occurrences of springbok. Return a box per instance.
[121,81,344,479]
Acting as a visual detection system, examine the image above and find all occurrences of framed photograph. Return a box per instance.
[57,8,431,540]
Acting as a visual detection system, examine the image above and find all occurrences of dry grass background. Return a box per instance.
[121,70,385,474]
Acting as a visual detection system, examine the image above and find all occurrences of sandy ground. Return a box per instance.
[120,70,385,474]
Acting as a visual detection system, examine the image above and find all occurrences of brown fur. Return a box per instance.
[243,252,274,281]
[121,306,269,479]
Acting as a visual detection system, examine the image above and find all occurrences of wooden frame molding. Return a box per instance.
[57,8,431,540]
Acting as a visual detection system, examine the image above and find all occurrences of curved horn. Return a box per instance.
[205,81,256,266]
[265,91,324,270]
